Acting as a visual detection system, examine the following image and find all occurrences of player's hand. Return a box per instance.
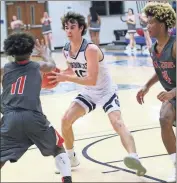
[47,71,67,83]
[136,86,149,105]
[35,39,48,57]
[157,91,175,102]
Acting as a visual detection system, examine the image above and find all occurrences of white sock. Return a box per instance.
[55,153,71,177]
[67,147,75,158]
[129,153,139,159]
[170,153,176,165]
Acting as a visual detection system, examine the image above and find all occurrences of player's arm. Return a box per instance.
[172,41,176,59]
[0,68,4,83]
[38,54,56,73]
[144,73,159,89]
[137,73,159,104]
[10,22,15,29]
[127,15,136,24]
[35,39,56,73]
[49,44,99,86]
[169,88,176,97]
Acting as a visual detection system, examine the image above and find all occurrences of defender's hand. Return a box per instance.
[136,86,149,105]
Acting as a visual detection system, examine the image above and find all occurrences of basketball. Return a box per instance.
[41,67,60,89]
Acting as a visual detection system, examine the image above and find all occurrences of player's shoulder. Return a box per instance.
[4,62,13,68]
[86,43,99,53]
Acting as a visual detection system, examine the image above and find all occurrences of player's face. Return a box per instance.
[147,16,161,38]
[64,21,83,41]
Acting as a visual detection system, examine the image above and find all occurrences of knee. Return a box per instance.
[61,115,73,132]
[110,118,125,131]
[159,116,173,128]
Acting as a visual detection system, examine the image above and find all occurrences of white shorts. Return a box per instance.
[73,92,120,114]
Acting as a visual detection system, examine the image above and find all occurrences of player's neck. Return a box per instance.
[70,37,83,53]
[15,55,30,62]
[156,33,170,47]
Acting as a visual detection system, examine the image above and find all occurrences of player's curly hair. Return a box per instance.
[61,11,87,36]
[143,2,176,29]
[4,32,35,57]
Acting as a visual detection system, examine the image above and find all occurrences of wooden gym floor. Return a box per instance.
[1,49,175,182]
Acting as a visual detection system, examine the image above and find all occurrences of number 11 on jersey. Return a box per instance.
[11,76,27,95]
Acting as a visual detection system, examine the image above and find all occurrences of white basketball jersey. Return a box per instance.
[63,39,114,96]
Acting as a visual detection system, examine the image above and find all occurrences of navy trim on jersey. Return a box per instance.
[99,47,104,62]
[84,43,104,63]
[69,39,84,60]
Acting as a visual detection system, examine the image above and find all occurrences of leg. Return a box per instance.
[129,33,136,50]
[90,31,96,44]
[103,93,146,176]
[61,94,96,167]
[54,145,72,183]
[43,34,49,48]
[108,111,136,153]
[132,33,136,48]
[129,33,134,49]
[1,112,32,166]
[23,111,71,182]
[160,100,176,155]
[95,31,100,46]
[48,32,53,50]
[159,100,176,182]
[48,32,52,42]
[61,102,86,150]
[89,30,93,42]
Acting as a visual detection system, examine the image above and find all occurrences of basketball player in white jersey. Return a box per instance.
[49,12,146,176]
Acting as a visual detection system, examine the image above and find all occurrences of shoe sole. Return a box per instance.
[124,157,147,176]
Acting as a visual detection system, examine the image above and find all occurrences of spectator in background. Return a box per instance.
[41,12,53,50]
[139,12,152,55]
[10,15,23,33]
[87,7,101,45]
[124,8,136,55]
